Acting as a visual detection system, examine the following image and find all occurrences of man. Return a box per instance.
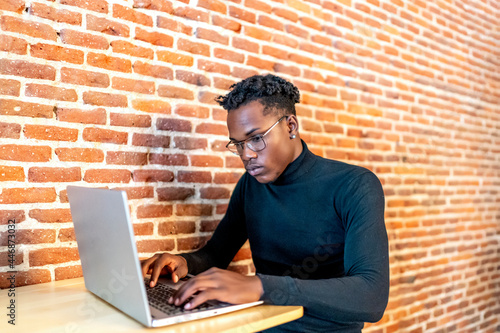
[141,74,389,332]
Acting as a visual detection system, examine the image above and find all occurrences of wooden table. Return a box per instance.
[1,277,303,333]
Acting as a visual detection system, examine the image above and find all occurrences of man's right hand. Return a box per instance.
[141,253,188,287]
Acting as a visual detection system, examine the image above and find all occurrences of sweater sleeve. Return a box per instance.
[258,171,389,323]
[179,177,248,275]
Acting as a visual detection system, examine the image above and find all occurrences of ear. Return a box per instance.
[286,115,299,137]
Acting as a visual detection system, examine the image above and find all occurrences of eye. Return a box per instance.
[250,135,263,143]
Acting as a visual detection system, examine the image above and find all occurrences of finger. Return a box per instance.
[172,277,217,306]
[184,290,220,310]
[140,255,159,278]
[150,257,176,287]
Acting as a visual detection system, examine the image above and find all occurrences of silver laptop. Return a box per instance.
[67,186,263,328]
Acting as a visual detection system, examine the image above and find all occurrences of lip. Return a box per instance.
[246,165,263,177]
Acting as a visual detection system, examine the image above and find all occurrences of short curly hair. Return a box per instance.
[215,74,300,117]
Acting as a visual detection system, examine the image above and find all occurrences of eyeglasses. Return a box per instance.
[226,116,287,156]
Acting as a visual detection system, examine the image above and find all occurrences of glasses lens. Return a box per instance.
[247,135,265,152]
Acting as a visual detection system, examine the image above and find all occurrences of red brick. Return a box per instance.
[110,112,151,127]
[198,0,226,13]
[25,83,77,102]
[196,27,229,45]
[159,221,196,235]
[214,77,236,90]
[135,27,173,47]
[30,43,84,64]
[29,208,73,223]
[87,14,130,37]
[29,2,82,25]
[84,169,131,183]
[157,16,192,35]
[0,228,56,245]
[272,33,299,48]
[214,48,244,63]
[29,247,79,266]
[259,15,284,30]
[136,239,174,253]
[190,155,224,167]
[28,167,81,182]
[0,78,20,96]
[83,91,128,107]
[0,144,51,162]
[0,270,51,288]
[157,85,194,100]
[1,15,57,41]
[24,125,78,142]
[178,39,210,56]
[0,122,21,139]
[272,7,298,22]
[133,0,173,13]
[55,265,83,280]
[212,14,241,32]
[263,45,288,59]
[0,0,25,13]
[157,50,193,66]
[60,0,108,13]
[0,59,55,80]
[133,170,174,182]
[200,187,230,199]
[174,137,208,151]
[132,99,171,114]
[245,0,272,12]
[111,40,154,59]
[61,67,110,88]
[177,236,209,251]
[0,187,56,204]
[106,151,148,165]
[112,77,155,94]
[133,61,174,80]
[213,172,242,184]
[55,148,104,162]
[115,186,154,199]
[0,34,27,54]
[200,219,219,232]
[176,204,212,216]
[229,5,256,23]
[56,107,107,125]
[175,104,210,118]
[177,171,211,183]
[247,55,274,71]
[198,91,219,105]
[174,6,209,22]
[156,118,192,132]
[233,247,252,261]
[157,187,194,201]
[113,4,153,26]
[149,153,188,166]
[244,26,272,41]
[137,204,173,218]
[198,59,230,75]
[0,210,25,225]
[87,52,132,72]
[175,70,210,86]
[0,165,24,181]
[132,133,170,148]
[83,127,128,144]
[0,251,23,267]
[195,123,228,135]
[60,29,109,49]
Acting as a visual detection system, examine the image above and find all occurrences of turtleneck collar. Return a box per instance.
[269,140,317,186]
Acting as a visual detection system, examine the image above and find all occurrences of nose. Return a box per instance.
[240,144,257,161]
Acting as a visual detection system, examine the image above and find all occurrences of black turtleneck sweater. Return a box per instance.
[180,141,389,332]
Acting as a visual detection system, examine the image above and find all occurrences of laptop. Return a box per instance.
[67,186,263,328]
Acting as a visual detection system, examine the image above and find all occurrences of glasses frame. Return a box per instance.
[226,116,287,156]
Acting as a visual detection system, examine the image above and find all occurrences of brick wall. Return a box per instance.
[0,0,499,331]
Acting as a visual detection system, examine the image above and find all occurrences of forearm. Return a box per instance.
[258,267,389,323]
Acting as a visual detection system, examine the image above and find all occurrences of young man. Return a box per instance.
[141,74,389,332]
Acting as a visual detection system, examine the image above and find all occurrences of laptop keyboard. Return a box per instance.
[145,279,217,315]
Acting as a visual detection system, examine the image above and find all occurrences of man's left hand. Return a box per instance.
[168,267,263,309]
